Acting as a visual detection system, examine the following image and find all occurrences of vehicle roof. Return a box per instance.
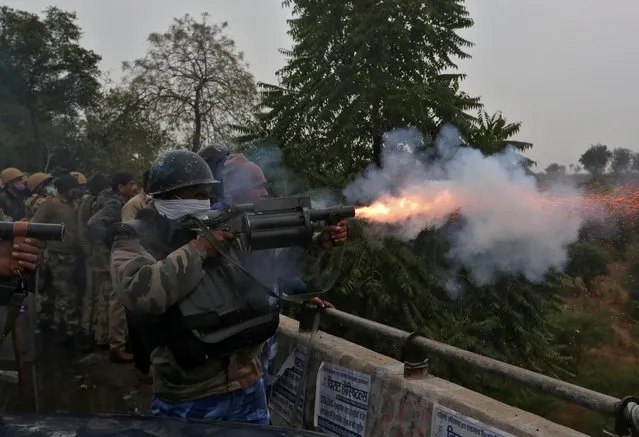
[0,413,329,437]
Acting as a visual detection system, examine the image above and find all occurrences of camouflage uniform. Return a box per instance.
[27,193,54,320]
[78,192,109,344]
[88,190,129,351]
[110,236,265,413]
[31,196,81,337]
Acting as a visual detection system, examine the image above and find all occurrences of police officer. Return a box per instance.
[25,173,55,220]
[111,149,348,423]
[0,168,28,221]
[31,174,83,343]
[197,145,230,207]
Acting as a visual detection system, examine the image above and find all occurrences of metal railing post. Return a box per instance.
[298,302,321,333]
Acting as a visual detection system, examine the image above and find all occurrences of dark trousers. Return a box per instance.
[126,309,152,374]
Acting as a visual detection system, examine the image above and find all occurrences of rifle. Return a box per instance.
[185,196,355,251]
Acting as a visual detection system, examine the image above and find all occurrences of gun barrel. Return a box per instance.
[309,206,356,223]
[0,222,65,241]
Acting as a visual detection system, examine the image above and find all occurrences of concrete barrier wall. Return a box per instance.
[270,315,587,437]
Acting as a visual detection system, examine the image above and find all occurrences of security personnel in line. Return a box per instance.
[111,150,347,423]
[31,174,83,343]
[0,168,28,221]
[25,173,55,220]
[70,172,88,192]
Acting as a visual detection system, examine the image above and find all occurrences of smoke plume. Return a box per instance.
[345,125,588,290]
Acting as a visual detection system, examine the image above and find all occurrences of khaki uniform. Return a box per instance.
[31,196,81,336]
[88,191,129,351]
[25,194,50,220]
[121,191,149,221]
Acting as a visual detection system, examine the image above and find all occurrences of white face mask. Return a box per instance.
[153,199,211,220]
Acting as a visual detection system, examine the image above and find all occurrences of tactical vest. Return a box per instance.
[119,209,280,371]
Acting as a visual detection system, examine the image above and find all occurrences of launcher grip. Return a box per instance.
[0,221,64,275]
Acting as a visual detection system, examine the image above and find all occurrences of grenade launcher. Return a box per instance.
[185,196,355,251]
[0,221,65,241]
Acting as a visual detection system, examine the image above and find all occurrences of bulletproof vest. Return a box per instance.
[120,209,280,370]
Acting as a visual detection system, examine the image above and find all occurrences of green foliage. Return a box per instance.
[565,242,611,290]
[0,6,101,171]
[75,86,171,175]
[545,163,566,175]
[551,310,612,368]
[243,0,481,187]
[611,147,633,175]
[467,109,532,155]
[579,143,612,177]
[122,13,258,151]
[624,243,639,307]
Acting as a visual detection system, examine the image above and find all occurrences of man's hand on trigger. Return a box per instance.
[191,231,234,258]
[320,219,349,250]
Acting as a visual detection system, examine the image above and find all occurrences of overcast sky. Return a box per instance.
[3,0,638,169]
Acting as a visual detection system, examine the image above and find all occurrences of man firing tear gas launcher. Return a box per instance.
[110,150,349,424]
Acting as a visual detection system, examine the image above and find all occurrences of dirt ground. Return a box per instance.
[1,332,152,416]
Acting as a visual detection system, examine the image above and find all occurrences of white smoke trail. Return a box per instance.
[344,125,587,290]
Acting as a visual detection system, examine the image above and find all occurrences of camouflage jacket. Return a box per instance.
[87,190,126,246]
[79,193,110,270]
[110,218,263,402]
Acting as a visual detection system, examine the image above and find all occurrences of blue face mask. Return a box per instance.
[45,186,57,196]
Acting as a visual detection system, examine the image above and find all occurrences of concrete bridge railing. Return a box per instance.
[268,308,635,437]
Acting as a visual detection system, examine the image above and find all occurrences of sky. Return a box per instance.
[3,0,638,169]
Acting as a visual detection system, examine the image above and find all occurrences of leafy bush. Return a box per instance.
[565,242,612,290]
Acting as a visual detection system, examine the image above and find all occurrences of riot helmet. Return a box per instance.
[70,171,87,185]
[26,172,53,193]
[148,149,219,197]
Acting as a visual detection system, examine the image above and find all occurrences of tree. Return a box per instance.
[545,163,566,176]
[578,144,611,177]
[632,153,639,173]
[610,147,632,175]
[123,13,257,151]
[73,86,171,174]
[467,109,532,156]
[0,6,101,170]
[241,0,481,187]
[565,242,611,291]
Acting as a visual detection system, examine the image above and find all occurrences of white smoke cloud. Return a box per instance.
[344,125,587,290]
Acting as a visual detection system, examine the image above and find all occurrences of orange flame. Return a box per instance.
[354,184,639,224]
[355,189,458,223]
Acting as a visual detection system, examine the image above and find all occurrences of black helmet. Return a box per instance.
[148,149,219,196]
[198,145,230,166]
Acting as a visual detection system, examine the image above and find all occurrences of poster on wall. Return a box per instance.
[431,404,517,437]
[313,362,372,437]
[270,345,307,424]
